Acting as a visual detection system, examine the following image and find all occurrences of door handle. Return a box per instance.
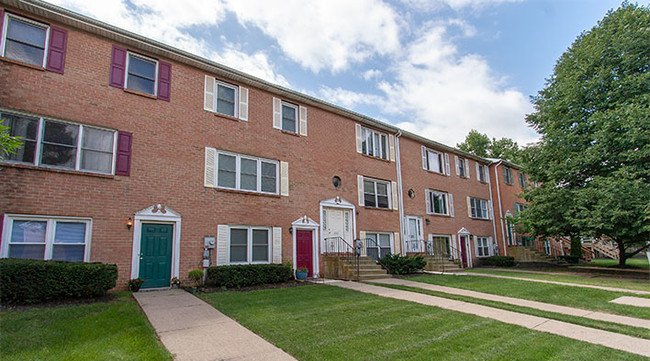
[140,252,143,260]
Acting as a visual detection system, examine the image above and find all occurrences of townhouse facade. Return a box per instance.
[0,0,527,289]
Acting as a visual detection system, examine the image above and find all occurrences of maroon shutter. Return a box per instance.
[157,61,171,101]
[46,25,67,74]
[0,10,5,40]
[115,131,132,176]
[109,45,127,88]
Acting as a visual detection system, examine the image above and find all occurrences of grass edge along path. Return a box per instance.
[371,282,650,340]
[466,269,650,293]
[0,292,172,361]
[201,284,648,360]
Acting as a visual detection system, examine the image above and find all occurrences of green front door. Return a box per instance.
[139,223,173,288]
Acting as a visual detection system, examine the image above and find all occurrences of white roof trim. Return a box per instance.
[135,204,181,218]
[320,197,355,208]
[457,227,471,236]
[291,216,319,228]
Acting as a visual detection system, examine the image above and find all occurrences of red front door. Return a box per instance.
[460,236,468,268]
[296,230,313,277]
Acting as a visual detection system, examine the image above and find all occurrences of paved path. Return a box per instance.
[458,271,650,295]
[330,280,650,357]
[611,296,650,308]
[372,278,650,330]
[134,289,296,361]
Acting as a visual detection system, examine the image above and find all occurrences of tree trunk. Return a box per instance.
[616,240,627,267]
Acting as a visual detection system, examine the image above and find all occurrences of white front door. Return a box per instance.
[322,207,353,253]
[405,216,423,252]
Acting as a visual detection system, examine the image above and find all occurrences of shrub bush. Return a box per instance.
[481,256,515,267]
[561,255,580,264]
[206,264,292,288]
[0,258,118,305]
[378,254,426,275]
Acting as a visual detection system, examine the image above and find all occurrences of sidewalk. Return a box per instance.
[371,278,650,329]
[460,271,650,295]
[133,289,296,361]
[330,280,650,357]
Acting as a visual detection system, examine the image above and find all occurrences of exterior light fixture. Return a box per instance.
[127,217,133,229]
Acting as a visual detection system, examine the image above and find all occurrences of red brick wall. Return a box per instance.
[489,162,527,254]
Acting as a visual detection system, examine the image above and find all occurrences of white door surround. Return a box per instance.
[457,227,472,269]
[291,216,320,277]
[130,204,182,280]
[405,215,423,253]
[319,197,356,253]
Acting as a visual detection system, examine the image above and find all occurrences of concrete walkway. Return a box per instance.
[330,280,650,357]
[460,271,650,295]
[372,278,650,330]
[134,289,296,361]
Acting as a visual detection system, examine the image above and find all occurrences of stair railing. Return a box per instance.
[323,236,359,281]
[404,238,425,254]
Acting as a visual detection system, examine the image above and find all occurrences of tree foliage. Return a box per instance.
[0,124,23,159]
[457,129,522,163]
[522,3,650,266]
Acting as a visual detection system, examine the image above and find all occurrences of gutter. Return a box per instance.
[394,130,406,255]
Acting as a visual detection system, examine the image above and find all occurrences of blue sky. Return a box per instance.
[46,0,647,147]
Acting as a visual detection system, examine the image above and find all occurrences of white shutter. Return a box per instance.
[473,236,478,258]
[359,231,367,256]
[425,189,431,214]
[216,225,229,266]
[273,97,282,129]
[488,236,494,256]
[204,147,216,187]
[476,162,481,181]
[449,193,454,217]
[422,146,428,169]
[464,160,470,178]
[391,181,399,210]
[357,175,364,206]
[389,135,396,162]
[488,202,493,220]
[455,156,460,175]
[280,161,289,196]
[467,197,472,218]
[393,232,400,255]
[272,227,282,264]
[299,105,307,136]
[239,87,249,121]
[355,124,363,153]
[445,153,450,176]
[204,75,215,111]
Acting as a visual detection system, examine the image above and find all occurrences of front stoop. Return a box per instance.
[323,256,390,281]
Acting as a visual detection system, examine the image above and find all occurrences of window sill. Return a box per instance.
[360,153,390,163]
[206,186,281,198]
[362,206,394,212]
[469,217,492,221]
[0,161,115,179]
[123,88,157,99]
[280,129,300,137]
[213,112,243,123]
[1,57,46,71]
[424,169,446,176]
[425,213,451,218]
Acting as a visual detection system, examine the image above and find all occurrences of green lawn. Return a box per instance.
[0,292,171,361]
[405,275,650,319]
[200,285,646,361]
[586,258,650,270]
[467,269,650,291]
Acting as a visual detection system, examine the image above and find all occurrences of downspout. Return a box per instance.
[493,161,507,256]
[487,162,500,255]
[395,130,406,256]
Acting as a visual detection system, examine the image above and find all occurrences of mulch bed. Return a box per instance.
[1,293,117,311]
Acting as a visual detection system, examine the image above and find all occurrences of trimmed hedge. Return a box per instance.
[206,264,292,288]
[481,256,515,267]
[378,254,426,275]
[0,258,118,305]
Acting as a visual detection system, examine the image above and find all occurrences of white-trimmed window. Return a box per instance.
[1,111,117,174]
[422,147,449,175]
[504,166,513,185]
[229,226,270,264]
[469,197,490,220]
[1,215,91,262]
[214,150,278,194]
[362,177,391,209]
[456,156,469,178]
[518,172,527,188]
[361,126,389,160]
[476,236,491,257]
[1,13,48,67]
[365,232,392,258]
[203,76,249,120]
[426,189,451,216]
[125,52,158,95]
[477,163,488,183]
[514,203,526,216]
[431,234,452,255]
[273,97,307,135]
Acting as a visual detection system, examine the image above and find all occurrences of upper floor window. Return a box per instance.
[426,189,451,216]
[1,111,117,174]
[518,172,527,188]
[455,156,469,178]
[126,53,157,95]
[1,215,91,262]
[213,150,278,194]
[469,197,490,220]
[514,202,526,216]
[109,46,171,101]
[203,76,249,120]
[361,126,388,160]
[503,166,513,185]
[273,97,307,136]
[362,177,390,209]
[0,12,68,74]
[422,147,449,175]
[476,236,491,257]
[477,163,488,183]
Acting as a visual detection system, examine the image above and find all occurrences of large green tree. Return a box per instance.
[0,124,23,159]
[457,129,522,163]
[522,2,650,266]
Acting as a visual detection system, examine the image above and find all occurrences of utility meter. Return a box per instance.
[204,236,215,249]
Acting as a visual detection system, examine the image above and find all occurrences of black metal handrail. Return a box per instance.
[404,239,426,254]
[323,236,359,281]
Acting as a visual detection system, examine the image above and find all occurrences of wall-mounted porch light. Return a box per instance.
[127,217,133,230]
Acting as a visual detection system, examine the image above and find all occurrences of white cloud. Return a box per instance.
[210,43,290,87]
[317,86,384,109]
[400,0,522,11]
[363,69,383,81]
[223,0,401,73]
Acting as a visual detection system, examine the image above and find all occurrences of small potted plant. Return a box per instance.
[170,276,181,288]
[128,278,145,292]
[188,269,204,293]
[295,267,308,281]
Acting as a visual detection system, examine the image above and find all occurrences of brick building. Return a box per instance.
[0,0,528,289]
